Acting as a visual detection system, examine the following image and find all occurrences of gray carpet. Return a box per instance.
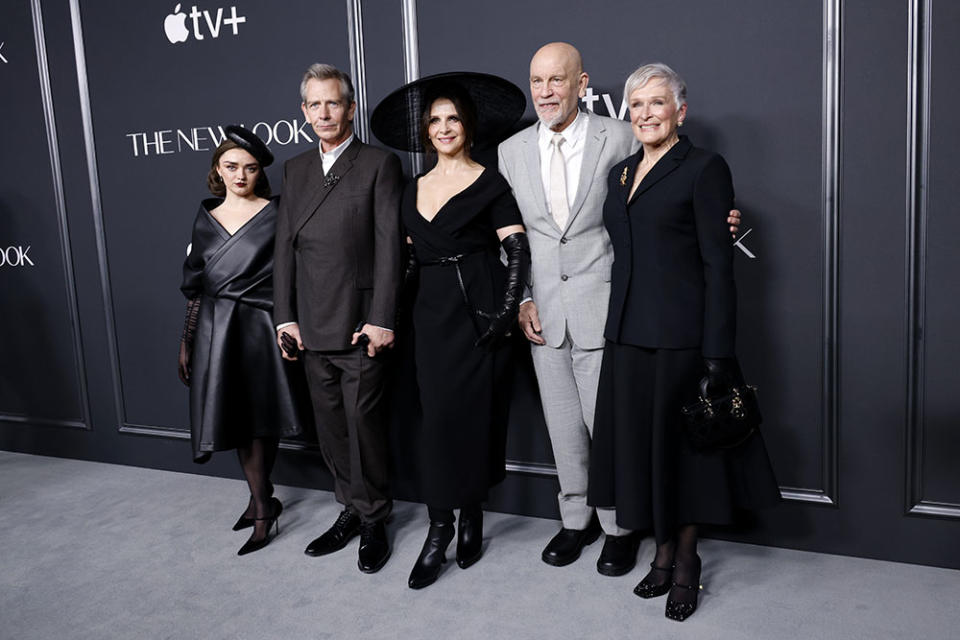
[1,451,958,640]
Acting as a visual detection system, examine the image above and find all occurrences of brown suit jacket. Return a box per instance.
[273,138,403,350]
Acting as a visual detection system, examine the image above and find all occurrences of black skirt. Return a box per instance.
[587,342,780,543]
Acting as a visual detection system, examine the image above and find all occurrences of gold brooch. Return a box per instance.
[620,166,628,186]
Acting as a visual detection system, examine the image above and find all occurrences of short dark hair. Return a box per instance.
[419,81,477,154]
[206,140,271,198]
[300,63,355,105]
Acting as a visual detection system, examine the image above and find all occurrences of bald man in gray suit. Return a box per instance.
[498,43,739,576]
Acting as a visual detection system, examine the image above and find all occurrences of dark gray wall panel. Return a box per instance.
[919,0,960,506]
[0,0,85,425]
[77,0,350,432]
[417,0,827,491]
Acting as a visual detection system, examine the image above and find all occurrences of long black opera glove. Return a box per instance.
[403,242,419,289]
[475,232,530,349]
[178,296,201,386]
[700,357,744,397]
[396,242,419,334]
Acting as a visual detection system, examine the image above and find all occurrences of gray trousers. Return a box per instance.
[302,349,392,523]
[530,331,629,536]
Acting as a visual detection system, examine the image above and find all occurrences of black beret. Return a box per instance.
[223,125,273,167]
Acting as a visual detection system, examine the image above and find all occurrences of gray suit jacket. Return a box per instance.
[498,111,637,348]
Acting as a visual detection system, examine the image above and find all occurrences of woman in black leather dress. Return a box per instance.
[371,74,528,589]
[178,126,305,556]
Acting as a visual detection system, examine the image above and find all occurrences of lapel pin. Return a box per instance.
[620,165,628,186]
[323,173,340,188]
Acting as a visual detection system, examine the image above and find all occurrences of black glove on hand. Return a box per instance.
[476,232,530,349]
[700,357,742,397]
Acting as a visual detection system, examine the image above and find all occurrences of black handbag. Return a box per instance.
[681,380,761,451]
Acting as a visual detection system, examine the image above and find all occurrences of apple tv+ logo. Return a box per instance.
[164,4,246,44]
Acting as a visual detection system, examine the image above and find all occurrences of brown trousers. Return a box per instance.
[302,349,392,522]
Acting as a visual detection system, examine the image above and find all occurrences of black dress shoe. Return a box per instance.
[408,522,455,589]
[304,509,360,557]
[541,518,601,567]
[357,520,390,573]
[597,532,640,576]
[456,508,483,569]
[634,562,674,598]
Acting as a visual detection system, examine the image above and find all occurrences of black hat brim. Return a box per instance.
[224,125,274,167]
[370,72,526,153]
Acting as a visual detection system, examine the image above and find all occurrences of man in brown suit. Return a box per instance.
[273,63,402,573]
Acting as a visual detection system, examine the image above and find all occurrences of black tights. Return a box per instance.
[644,524,700,603]
[237,437,279,541]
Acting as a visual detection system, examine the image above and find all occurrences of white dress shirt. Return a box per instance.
[537,110,586,215]
[320,133,354,174]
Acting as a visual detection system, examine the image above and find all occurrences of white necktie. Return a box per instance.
[549,133,569,230]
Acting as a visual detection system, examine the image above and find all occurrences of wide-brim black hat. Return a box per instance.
[224,124,273,167]
[371,72,526,153]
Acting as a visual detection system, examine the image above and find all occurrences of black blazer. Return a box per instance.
[602,136,736,358]
[273,138,403,351]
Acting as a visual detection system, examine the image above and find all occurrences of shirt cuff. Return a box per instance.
[276,322,297,331]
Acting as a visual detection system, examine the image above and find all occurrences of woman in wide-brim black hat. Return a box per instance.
[178,125,307,556]
[371,73,529,589]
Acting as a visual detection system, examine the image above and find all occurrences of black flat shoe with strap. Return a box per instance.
[665,555,702,621]
[634,562,674,599]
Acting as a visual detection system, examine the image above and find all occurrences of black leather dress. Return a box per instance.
[181,197,306,461]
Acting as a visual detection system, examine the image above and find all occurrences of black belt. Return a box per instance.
[420,251,490,336]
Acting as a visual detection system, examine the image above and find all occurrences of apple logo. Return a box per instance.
[164,4,190,44]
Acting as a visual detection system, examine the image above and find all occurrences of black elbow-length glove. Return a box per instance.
[475,232,530,349]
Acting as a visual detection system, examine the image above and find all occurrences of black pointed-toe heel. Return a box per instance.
[634,562,674,599]
[233,496,282,531]
[408,522,455,589]
[665,555,702,621]
[456,508,483,569]
[237,502,281,556]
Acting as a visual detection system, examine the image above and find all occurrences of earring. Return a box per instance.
[216,175,223,182]
[678,121,684,127]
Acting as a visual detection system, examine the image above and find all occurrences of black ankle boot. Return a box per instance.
[456,507,483,569]
[408,522,455,589]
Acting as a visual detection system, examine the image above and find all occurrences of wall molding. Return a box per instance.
[1,0,93,431]
[346,0,369,142]
[400,0,423,175]
[904,0,960,520]
[69,0,128,433]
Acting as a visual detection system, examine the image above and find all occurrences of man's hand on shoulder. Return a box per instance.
[519,300,546,345]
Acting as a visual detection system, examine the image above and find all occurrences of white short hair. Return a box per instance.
[623,62,687,108]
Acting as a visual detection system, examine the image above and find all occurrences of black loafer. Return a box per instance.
[304,509,360,557]
[357,520,391,573]
[541,518,601,567]
[596,532,640,576]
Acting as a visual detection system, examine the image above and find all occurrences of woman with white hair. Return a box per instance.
[587,63,779,621]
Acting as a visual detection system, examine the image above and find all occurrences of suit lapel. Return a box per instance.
[518,125,551,224]
[566,113,605,229]
[627,135,691,206]
[292,138,360,236]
